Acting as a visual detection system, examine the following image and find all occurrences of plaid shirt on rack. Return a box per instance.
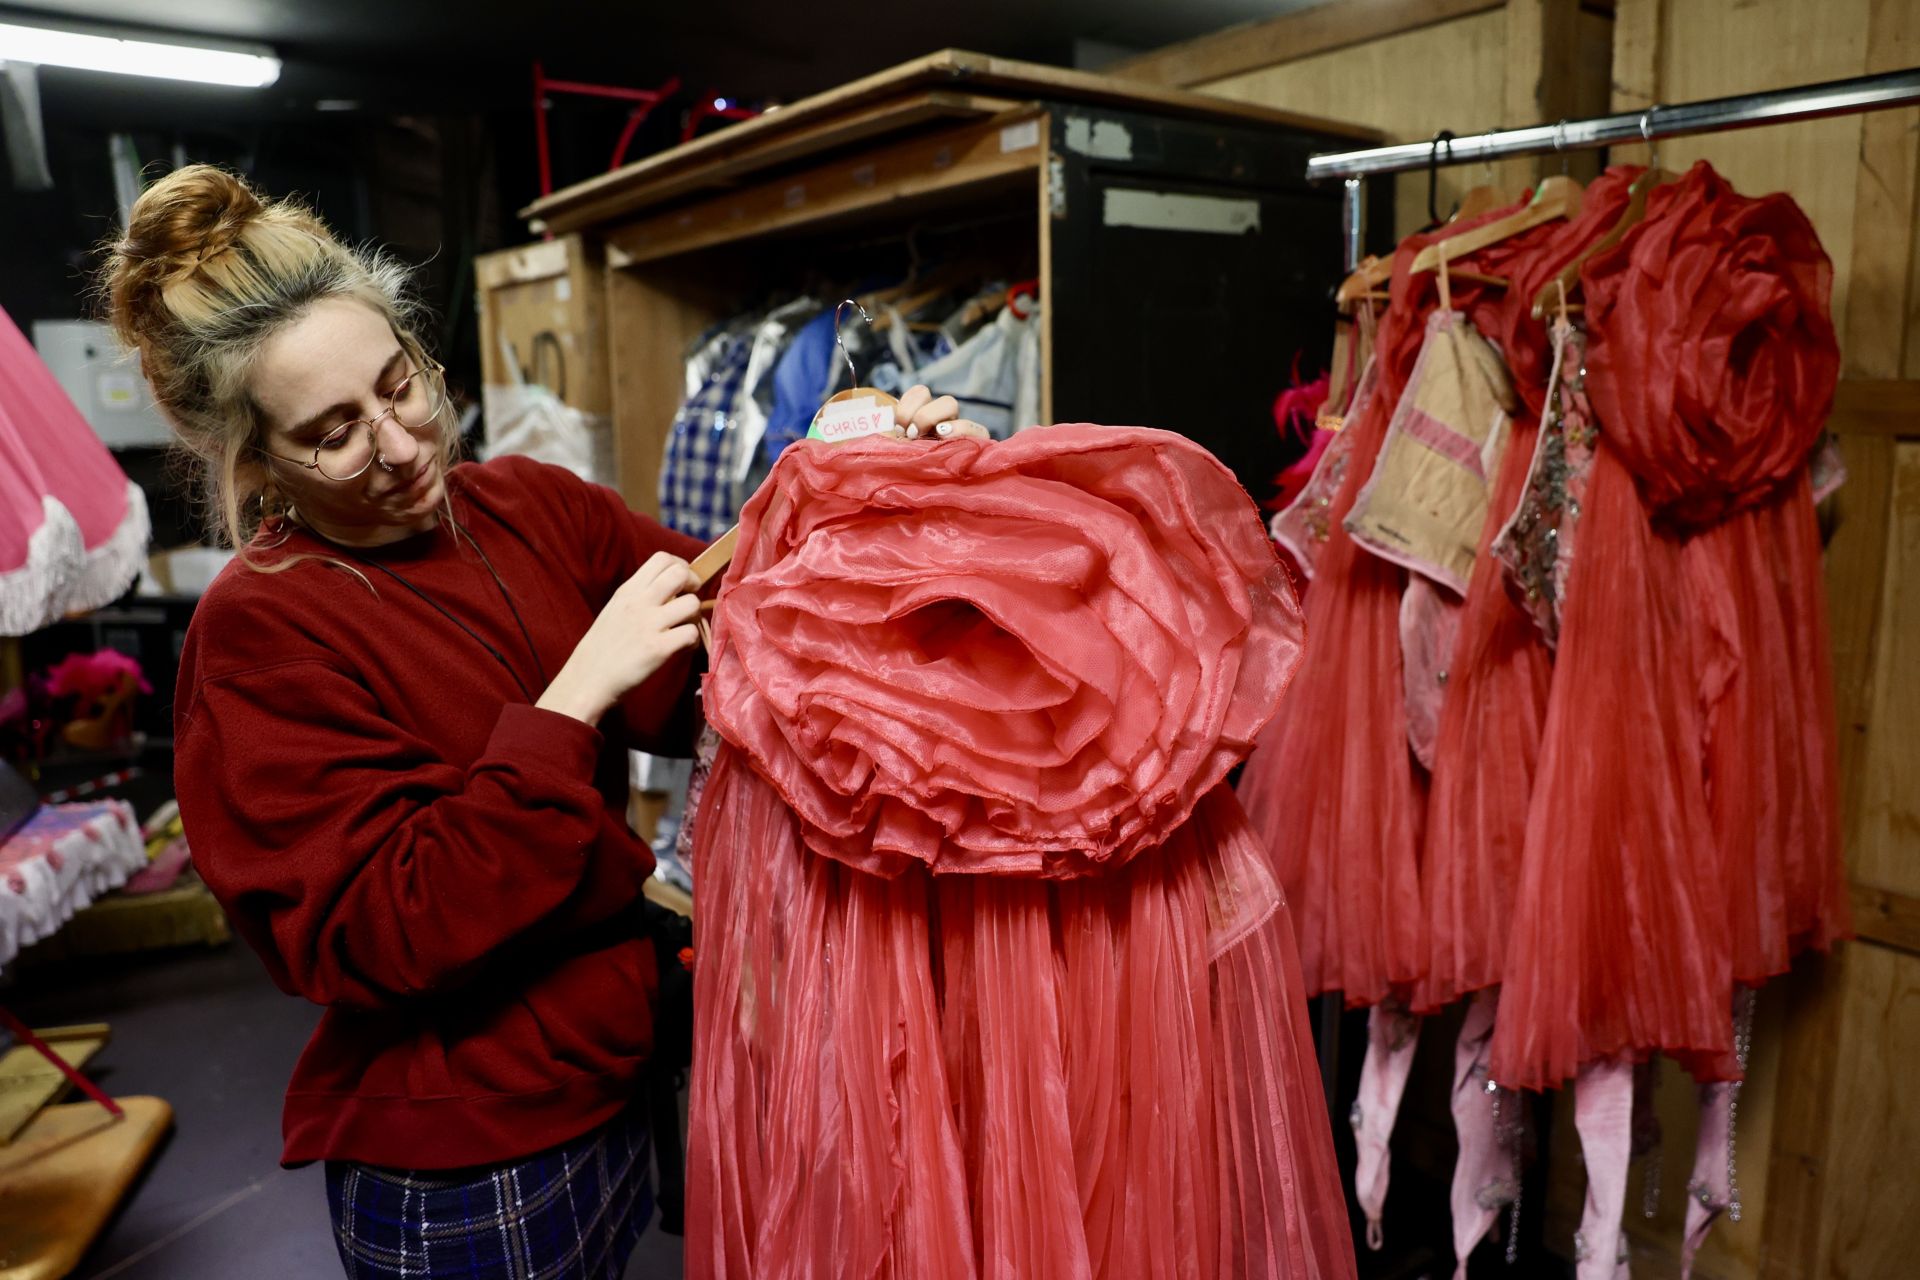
[659,328,755,543]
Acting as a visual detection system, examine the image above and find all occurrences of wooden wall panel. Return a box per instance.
[1203,10,1516,241]
[1620,0,1873,345]
[1109,0,1505,88]
[475,237,613,415]
[1853,446,1920,898]
[1199,2,1614,242]
[1820,942,1920,1276]
[602,259,741,514]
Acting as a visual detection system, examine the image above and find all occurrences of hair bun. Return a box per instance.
[102,164,270,352]
[121,164,263,274]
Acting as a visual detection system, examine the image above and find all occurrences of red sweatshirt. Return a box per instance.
[174,456,704,1169]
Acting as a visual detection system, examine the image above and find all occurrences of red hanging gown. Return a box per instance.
[1490,163,1844,1090]
[686,426,1355,1280]
[1242,192,1605,1008]
[1235,233,1450,1005]
[1414,170,1638,1014]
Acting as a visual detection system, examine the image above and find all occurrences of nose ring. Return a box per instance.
[377,454,395,473]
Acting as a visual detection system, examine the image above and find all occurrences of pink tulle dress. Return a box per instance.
[685,425,1356,1280]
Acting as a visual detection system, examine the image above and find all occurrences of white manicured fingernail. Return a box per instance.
[906,424,920,439]
[936,421,953,436]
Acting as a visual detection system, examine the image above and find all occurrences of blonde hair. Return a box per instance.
[98,164,456,565]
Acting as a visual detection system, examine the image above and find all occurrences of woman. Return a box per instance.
[103,164,980,1279]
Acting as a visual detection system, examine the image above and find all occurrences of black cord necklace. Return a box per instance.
[359,518,549,704]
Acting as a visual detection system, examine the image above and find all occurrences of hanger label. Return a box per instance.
[809,396,894,444]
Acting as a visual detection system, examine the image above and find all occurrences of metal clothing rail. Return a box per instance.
[1302,62,1920,1109]
[1313,66,1920,269]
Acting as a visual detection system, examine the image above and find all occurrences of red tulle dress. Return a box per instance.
[1490,163,1846,1091]
[1236,236,1439,1006]
[685,426,1356,1280]
[1414,171,1637,1015]
[1243,192,1602,1008]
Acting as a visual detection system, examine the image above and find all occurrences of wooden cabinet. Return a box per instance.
[514,50,1381,515]
[474,234,613,481]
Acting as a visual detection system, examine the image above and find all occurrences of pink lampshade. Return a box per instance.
[0,304,150,635]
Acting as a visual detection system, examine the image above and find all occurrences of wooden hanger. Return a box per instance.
[870,280,955,332]
[1317,297,1378,432]
[863,259,973,314]
[690,526,736,650]
[1410,175,1583,276]
[1336,253,1393,306]
[1322,320,1355,420]
[1529,167,1674,320]
[1452,182,1511,222]
[690,526,737,590]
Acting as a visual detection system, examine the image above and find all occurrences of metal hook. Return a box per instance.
[1640,105,1660,171]
[832,298,872,391]
[1427,129,1455,225]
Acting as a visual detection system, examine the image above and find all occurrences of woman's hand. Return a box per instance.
[537,552,701,725]
[889,385,989,441]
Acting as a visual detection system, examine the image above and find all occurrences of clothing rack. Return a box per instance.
[1310,66,1920,269]
[1298,59,1920,1134]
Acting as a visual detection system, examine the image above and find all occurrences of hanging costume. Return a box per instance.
[685,425,1354,1280]
[1492,162,1845,1091]
[1249,164,1845,1274]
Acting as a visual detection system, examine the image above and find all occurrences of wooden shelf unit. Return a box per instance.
[517,51,1383,517]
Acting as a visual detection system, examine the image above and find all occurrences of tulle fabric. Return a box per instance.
[1691,484,1847,984]
[1584,165,1839,529]
[1488,430,1734,1089]
[1416,171,1637,1013]
[1242,192,1585,1006]
[1595,163,1848,987]
[1410,407,1551,1012]
[688,425,1354,1279]
[1237,237,1442,1004]
[1490,163,1843,1090]
[704,427,1303,880]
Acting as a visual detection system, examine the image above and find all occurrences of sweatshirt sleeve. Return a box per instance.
[484,456,706,602]
[479,457,710,755]
[178,657,650,1010]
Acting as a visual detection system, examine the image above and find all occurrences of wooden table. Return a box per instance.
[0,1096,172,1280]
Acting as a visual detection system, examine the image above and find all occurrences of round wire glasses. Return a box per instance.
[268,361,447,481]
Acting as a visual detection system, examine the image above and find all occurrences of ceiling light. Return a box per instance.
[0,21,281,88]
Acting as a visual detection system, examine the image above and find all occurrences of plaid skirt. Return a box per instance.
[325,1107,652,1280]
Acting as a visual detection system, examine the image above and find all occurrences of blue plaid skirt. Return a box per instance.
[325,1107,652,1279]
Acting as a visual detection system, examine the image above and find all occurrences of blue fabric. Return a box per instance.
[760,308,837,471]
[326,1108,652,1280]
[659,329,755,542]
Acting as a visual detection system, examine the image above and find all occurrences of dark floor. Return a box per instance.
[5,941,684,1279]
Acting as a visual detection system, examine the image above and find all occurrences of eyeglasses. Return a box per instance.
[264,362,447,481]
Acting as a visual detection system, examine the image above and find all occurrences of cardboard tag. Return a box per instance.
[808,395,895,443]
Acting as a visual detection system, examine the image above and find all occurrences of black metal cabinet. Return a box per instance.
[1047,105,1390,505]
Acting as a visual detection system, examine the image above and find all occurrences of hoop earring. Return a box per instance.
[256,484,295,544]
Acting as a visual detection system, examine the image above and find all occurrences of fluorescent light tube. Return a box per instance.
[0,22,281,88]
